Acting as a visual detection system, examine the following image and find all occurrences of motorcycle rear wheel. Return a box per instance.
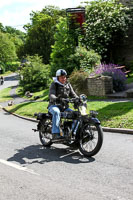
[79,124,103,157]
[39,121,53,147]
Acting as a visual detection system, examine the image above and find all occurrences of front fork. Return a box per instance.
[79,116,100,138]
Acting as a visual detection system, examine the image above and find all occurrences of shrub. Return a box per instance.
[6,61,20,72]
[67,46,101,73]
[69,69,89,95]
[94,64,126,92]
[19,55,51,92]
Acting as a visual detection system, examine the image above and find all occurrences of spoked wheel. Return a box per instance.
[79,124,103,157]
[39,120,53,147]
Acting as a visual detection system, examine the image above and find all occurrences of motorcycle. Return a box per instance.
[33,94,103,157]
[0,76,4,85]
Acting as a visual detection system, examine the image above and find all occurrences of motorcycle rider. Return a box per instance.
[48,69,78,139]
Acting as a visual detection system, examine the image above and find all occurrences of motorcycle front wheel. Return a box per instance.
[79,124,103,157]
[39,120,53,147]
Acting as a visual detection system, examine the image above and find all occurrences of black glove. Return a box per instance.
[55,96,67,104]
[60,98,69,104]
[74,97,80,103]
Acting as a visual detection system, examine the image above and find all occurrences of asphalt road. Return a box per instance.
[0,73,133,200]
[0,108,133,200]
[0,73,19,90]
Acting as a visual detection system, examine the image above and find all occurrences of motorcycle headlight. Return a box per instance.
[79,105,87,116]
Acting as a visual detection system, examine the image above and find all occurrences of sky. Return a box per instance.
[0,0,86,32]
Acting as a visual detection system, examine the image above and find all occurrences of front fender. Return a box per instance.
[88,117,101,125]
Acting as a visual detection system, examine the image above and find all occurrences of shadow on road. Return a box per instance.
[4,74,19,82]
[7,144,95,165]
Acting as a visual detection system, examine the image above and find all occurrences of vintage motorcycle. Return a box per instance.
[33,94,103,157]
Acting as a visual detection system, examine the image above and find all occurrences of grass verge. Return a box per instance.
[16,86,49,101]
[0,87,13,102]
[6,101,48,118]
[1,71,14,77]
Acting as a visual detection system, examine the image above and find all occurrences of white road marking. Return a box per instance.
[0,159,39,176]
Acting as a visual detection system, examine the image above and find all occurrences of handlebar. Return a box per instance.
[57,94,87,110]
[61,97,80,104]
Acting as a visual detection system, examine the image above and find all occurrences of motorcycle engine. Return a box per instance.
[63,121,73,138]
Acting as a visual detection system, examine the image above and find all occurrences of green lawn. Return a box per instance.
[0,87,13,102]
[16,86,49,101]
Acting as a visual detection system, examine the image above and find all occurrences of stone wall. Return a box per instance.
[86,76,113,96]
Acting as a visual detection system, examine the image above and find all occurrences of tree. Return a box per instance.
[21,6,65,64]
[23,14,55,64]
[50,17,101,76]
[50,17,76,76]
[83,0,132,62]
[2,26,26,59]
[0,23,4,32]
[30,5,65,24]
[0,32,17,63]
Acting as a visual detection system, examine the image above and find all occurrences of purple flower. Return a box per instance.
[94,63,126,92]
[95,63,126,80]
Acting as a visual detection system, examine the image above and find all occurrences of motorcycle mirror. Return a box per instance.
[79,94,87,102]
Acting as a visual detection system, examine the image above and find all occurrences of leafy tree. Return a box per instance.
[4,26,26,42]
[83,0,132,62]
[2,26,26,59]
[23,14,55,64]
[30,5,65,25]
[50,17,76,76]
[0,32,17,63]
[0,23,4,32]
[10,34,24,54]
[4,26,24,35]
[50,17,101,76]
[21,6,65,64]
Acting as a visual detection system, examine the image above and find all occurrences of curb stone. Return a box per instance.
[2,107,38,123]
[2,107,133,135]
[102,127,133,135]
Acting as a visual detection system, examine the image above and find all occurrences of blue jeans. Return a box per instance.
[48,105,73,134]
